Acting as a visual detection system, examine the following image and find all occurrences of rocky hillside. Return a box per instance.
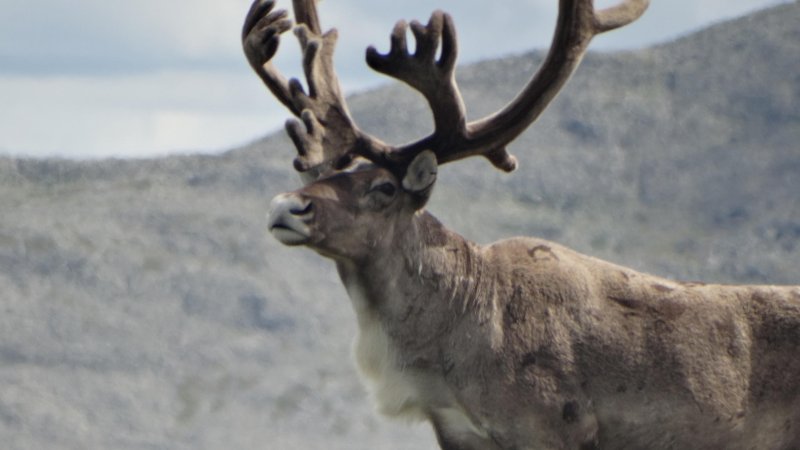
[0,3,798,449]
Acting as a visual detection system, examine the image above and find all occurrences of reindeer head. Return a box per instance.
[267,150,437,260]
[244,0,649,261]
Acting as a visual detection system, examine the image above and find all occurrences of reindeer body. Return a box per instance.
[244,0,800,447]
[338,210,800,449]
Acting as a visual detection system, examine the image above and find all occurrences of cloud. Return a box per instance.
[0,0,790,158]
[0,70,283,158]
[0,0,253,75]
[3,0,787,76]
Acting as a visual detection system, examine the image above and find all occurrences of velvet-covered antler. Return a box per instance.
[244,0,649,178]
[367,0,650,172]
[242,0,386,181]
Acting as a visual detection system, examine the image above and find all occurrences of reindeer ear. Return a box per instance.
[402,150,438,192]
[401,150,438,209]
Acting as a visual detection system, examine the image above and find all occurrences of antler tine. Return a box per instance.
[594,0,651,33]
[456,0,649,169]
[242,0,295,112]
[291,0,321,34]
[379,0,648,172]
[243,0,383,181]
[365,11,474,167]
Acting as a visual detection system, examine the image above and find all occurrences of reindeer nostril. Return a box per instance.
[290,201,313,216]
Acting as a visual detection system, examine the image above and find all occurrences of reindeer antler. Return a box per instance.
[243,0,386,180]
[365,11,517,172]
[244,0,649,178]
[365,12,464,144]
[372,0,650,172]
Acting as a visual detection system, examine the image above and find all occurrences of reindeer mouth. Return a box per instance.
[269,221,311,245]
[268,194,313,246]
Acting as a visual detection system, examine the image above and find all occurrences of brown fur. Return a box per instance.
[268,168,800,449]
[250,1,798,448]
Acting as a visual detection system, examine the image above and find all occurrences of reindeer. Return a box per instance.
[242,0,800,448]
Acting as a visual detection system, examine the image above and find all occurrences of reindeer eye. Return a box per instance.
[370,181,397,197]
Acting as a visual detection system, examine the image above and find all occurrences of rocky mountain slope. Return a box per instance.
[1,3,798,449]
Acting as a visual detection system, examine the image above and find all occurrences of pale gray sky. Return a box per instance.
[0,0,789,159]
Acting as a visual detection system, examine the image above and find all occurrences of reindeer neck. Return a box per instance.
[336,211,494,330]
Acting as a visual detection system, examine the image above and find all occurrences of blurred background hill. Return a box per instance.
[0,3,798,449]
